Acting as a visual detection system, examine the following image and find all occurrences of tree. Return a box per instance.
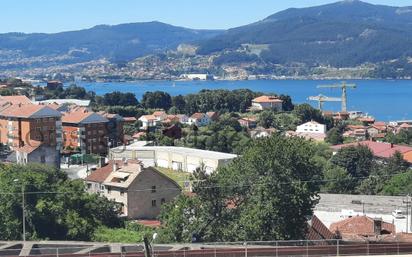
[0,164,121,241]
[322,163,353,194]
[141,91,172,110]
[160,134,323,242]
[382,170,412,196]
[331,145,374,179]
[293,104,324,123]
[326,128,343,145]
[100,91,139,106]
[171,95,186,113]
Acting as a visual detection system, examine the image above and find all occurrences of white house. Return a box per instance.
[251,95,283,111]
[188,113,210,126]
[138,115,157,129]
[296,121,327,134]
[152,111,167,122]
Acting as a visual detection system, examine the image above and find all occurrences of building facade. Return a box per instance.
[85,161,181,219]
[62,107,109,155]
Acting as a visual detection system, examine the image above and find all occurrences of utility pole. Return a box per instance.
[404,195,411,233]
[22,185,26,242]
[13,179,25,241]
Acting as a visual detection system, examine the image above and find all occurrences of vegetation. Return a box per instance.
[0,164,121,241]
[92,222,154,243]
[159,134,323,242]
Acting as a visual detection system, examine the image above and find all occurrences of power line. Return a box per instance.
[0,173,407,196]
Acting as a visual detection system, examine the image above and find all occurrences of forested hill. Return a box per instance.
[0,21,221,62]
[197,0,412,67]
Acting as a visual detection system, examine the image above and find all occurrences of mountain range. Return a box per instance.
[1,0,412,76]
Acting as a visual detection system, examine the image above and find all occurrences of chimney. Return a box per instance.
[373,218,382,236]
[112,162,118,172]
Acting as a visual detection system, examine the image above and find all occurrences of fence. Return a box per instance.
[1,240,412,257]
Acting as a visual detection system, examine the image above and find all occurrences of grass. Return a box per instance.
[155,167,191,188]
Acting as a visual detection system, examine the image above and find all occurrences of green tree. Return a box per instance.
[160,134,322,242]
[0,164,121,241]
[382,170,412,195]
[293,104,324,123]
[141,91,172,110]
[326,128,344,145]
[322,163,353,194]
[330,145,374,179]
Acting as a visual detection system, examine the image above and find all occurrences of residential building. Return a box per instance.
[36,99,91,107]
[0,103,62,149]
[250,95,283,111]
[123,117,137,126]
[286,131,326,142]
[16,142,60,167]
[85,160,181,219]
[98,111,124,147]
[206,111,219,121]
[238,117,257,129]
[152,111,167,122]
[0,95,32,106]
[249,127,277,139]
[296,121,327,134]
[188,113,210,126]
[62,107,109,155]
[330,216,395,239]
[138,115,157,129]
[307,215,336,241]
[331,141,412,163]
[110,144,237,174]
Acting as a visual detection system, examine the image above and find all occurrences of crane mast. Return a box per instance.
[317,81,356,112]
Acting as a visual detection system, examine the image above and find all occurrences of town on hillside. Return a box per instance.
[1,77,412,252]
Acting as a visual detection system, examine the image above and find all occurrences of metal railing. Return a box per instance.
[1,240,412,257]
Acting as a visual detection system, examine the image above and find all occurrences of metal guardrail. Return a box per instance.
[1,240,412,257]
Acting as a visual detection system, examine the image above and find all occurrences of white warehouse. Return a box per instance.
[109,144,237,174]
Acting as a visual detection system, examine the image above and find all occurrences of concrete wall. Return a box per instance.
[127,168,181,219]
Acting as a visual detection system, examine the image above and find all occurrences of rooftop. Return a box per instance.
[331,140,412,159]
[0,104,61,118]
[252,95,283,103]
[330,215,395,237]
[111,144,238,160]
[62,107,108,124]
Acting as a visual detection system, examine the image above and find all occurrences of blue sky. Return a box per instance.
[2,0,412,33]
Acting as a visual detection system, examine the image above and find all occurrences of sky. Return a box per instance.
[2,0,412,33]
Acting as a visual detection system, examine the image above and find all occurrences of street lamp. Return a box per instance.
[152,233,158,257]
[13,179,25,241]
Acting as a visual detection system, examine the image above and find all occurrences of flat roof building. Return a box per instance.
[110,144,237,174]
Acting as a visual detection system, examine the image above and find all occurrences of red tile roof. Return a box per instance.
[0,95,32,106]
[330,216,395,237]
[0,104,60,118]
[190,112,205,119]
[253,95,283,103]
[85,161,121,183]
[308,215,335,241]
[331,140,412,159]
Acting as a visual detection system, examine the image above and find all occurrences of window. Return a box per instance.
[151,200,157,207]
[161,198,166,205]
[107,186,112,194]
[120,190,124,196]
[151,186,156,193]
[40,155,46,163]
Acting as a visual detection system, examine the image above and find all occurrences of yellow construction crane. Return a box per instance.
[308,94,342,111]
[317,81,356,112]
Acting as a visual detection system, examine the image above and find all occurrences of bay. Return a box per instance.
[75,79,412,121]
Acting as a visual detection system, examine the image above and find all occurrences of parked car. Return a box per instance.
[392,209,406,219]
